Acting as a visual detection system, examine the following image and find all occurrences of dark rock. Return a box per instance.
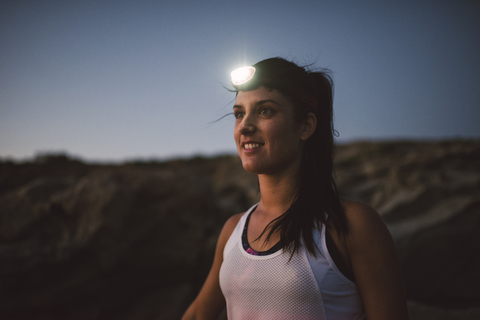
[1,139,479,319]
[408,300,480,320]
[0,166,232,319]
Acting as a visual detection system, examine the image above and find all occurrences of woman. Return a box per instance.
[182,58,408,319]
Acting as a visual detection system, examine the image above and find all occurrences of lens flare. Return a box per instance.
[231,66,256,86]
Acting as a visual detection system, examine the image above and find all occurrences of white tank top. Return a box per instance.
[219,204,365,320]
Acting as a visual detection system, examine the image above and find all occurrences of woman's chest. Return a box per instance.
[219,243,326,319]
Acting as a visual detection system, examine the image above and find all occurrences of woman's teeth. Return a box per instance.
[245,143,261,149]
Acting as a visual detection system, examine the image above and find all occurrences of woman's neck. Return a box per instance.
[256,165,300,219]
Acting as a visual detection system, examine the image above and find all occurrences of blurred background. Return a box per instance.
[1,1,479,319]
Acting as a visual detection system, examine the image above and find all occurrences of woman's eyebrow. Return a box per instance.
[255,99,279,107]
[235,99,279,107]
[233,99,281,110]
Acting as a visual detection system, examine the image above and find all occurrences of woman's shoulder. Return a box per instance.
[340,199,395,256]
[217,212,246,247]
[224,212,245,232]
[341,199,382,227]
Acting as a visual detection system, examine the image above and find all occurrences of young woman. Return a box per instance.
[182,58,408,320]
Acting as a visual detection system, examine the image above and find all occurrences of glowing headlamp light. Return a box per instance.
[231,66,256,86]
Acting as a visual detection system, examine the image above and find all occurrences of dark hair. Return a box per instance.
[233,57,348,257]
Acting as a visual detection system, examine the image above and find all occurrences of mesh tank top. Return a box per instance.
[219,204,365,320]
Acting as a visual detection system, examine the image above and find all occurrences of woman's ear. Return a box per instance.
[300,112,317,141]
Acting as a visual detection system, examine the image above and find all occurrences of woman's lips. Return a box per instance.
[244,143,262,149]
[242,142,264,152]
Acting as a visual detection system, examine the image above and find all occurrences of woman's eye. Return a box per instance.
[234,112,244,119]
[259,108,273,116]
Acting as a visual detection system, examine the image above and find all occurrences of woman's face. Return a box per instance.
[233,86,313,175]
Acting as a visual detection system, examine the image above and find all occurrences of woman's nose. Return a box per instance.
[239,115,256,135]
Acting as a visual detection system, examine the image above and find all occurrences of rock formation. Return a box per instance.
[0,140,479,319]
[335,140,480,310]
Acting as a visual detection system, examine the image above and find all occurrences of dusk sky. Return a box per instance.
[1,1,479,162]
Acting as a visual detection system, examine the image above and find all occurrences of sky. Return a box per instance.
[1,0,479,162]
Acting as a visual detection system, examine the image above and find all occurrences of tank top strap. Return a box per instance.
[223,203,258,259]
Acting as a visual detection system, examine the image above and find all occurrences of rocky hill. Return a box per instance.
[0,139,479,319]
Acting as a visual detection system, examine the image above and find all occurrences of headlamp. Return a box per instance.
[230,64,318,112]
[231,66,256,86]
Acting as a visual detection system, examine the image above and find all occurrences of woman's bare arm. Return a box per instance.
[343,200,409,320]
[181,213,243,320]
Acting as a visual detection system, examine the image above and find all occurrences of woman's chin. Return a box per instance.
[241,161,266,174]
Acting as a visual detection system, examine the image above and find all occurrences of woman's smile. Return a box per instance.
[243,141,264,152]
